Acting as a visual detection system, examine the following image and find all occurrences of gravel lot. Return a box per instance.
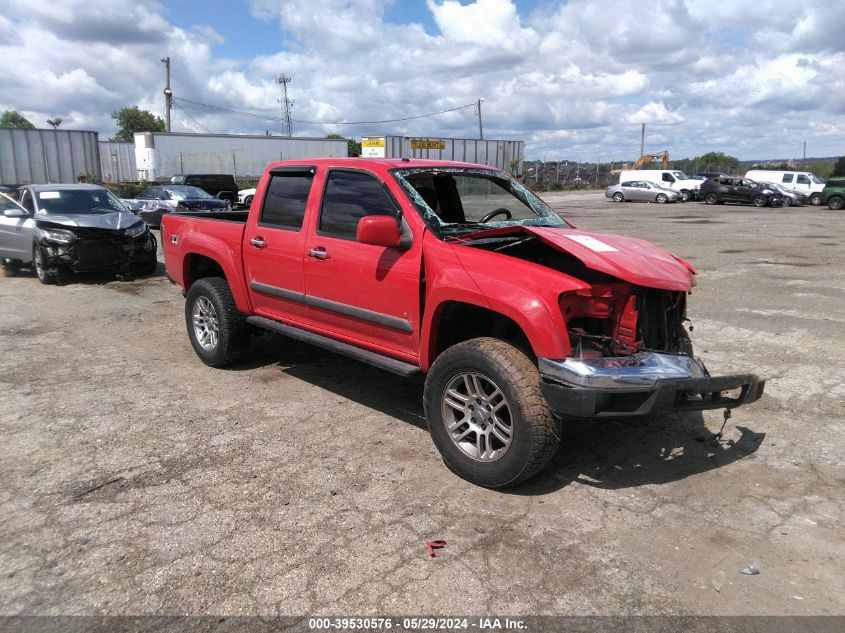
[1,192,843,618]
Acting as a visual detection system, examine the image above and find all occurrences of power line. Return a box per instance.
[171,100,212,133]
[293,102,476,125]
[171,95,477,127]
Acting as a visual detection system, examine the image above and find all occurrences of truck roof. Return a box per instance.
[266,157,501,173]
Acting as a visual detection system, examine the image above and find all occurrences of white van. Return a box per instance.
[744,170,826,205]
[617,170,702,201]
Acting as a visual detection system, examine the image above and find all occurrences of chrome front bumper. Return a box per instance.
[538,352,765,418]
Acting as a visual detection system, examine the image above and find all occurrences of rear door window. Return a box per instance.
[796,175,810,185]
[318,170,397,240]
[259,171,315,231]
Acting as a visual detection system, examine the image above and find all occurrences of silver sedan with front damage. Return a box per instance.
[0,184,157,284]
[606,180,681,203]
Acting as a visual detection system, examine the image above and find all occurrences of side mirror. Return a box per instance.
[357,216,402,248]
[3,207,26,218]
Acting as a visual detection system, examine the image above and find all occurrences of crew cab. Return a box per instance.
[164,158,765,488]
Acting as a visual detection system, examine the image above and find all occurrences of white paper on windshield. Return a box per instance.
[563,235,618,252]
[39,192,61,199]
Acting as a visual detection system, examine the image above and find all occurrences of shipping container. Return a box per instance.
[134,132,348,181]
[0,128,101,185]
[360,135,524,176]
[99,141,136,183]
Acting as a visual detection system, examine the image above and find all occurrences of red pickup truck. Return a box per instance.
[163,158,764,488]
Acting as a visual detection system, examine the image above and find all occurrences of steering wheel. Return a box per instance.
[479,208,512,223]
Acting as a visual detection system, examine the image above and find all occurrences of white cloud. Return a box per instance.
[0,0,842,160]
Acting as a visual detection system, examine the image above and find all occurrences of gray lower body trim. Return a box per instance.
[250,280,412,333]
[246,316,420,377]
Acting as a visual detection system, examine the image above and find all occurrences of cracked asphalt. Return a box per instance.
[0,192,843,617]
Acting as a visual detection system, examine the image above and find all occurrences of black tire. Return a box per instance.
[679,189,691,202]
[704,192,719,205]
[781,196,792,207]
[655,193,668,203]
[827,196,844,210]
[423,337,560,488]
[752,195,767,207]
[185,277,250,367]
[244,195,254,208]
[612,192,624,202]
[1,259,21,276]
[810,193,822,206]
[33,245,55,285]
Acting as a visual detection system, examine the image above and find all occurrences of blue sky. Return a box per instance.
[1,0,843,160]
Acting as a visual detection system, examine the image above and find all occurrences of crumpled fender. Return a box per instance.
[420,235,587,370]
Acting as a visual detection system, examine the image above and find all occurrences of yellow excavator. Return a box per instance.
[611,151,669,174]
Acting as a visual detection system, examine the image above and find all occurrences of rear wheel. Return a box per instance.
[423,337,560,488]
[1,259,22,276]
[612,192,624,202]
[655,193,668,203]
[704,192,719,205]
[244,195,254,208]
[185,277,250,367]
[827,196,844,210]
[752,195,767,207]
[781,196,792,207]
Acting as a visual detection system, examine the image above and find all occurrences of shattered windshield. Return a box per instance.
[35,189,127,215]
[391,167,569,239]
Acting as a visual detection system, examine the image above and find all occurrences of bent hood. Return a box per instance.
[526,227,695,291]
[35,212,143,231]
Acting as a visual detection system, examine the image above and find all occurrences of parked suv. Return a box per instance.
[170,174,238,205]
[699,177,783,207]
[822,177,845,210]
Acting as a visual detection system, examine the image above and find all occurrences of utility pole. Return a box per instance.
[277,74,294,137]
[803,140,807,168]
[161,57,172,132]
[640,123,645,158]
[476,97,485,140]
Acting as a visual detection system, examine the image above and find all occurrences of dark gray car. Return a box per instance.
[0,184,157,283]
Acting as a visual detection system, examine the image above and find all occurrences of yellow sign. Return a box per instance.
[362,138,385,147]
[411,139,446,150]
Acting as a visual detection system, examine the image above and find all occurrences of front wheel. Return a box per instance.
[185,277,250,367]
[704,192,719,205]
[33,246,55,285]
[423,337,560,488]
[655,193,668,203]
[244,195,254,208]
[752,195,767,207]
[828,196,844,210]
[679,189,691,202]
[810,193,822,206]
[612,192,624,202]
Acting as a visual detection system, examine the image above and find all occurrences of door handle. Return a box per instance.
[309,247,328,260]
[250,237,266,248]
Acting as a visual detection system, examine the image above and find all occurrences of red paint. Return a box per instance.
[164,158,699,371]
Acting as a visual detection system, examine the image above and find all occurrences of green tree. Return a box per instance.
[696,151,739,173]
[831,157,845,177]
[0,110,35,128]
[111,106,165,143]
[327,133,361,157]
